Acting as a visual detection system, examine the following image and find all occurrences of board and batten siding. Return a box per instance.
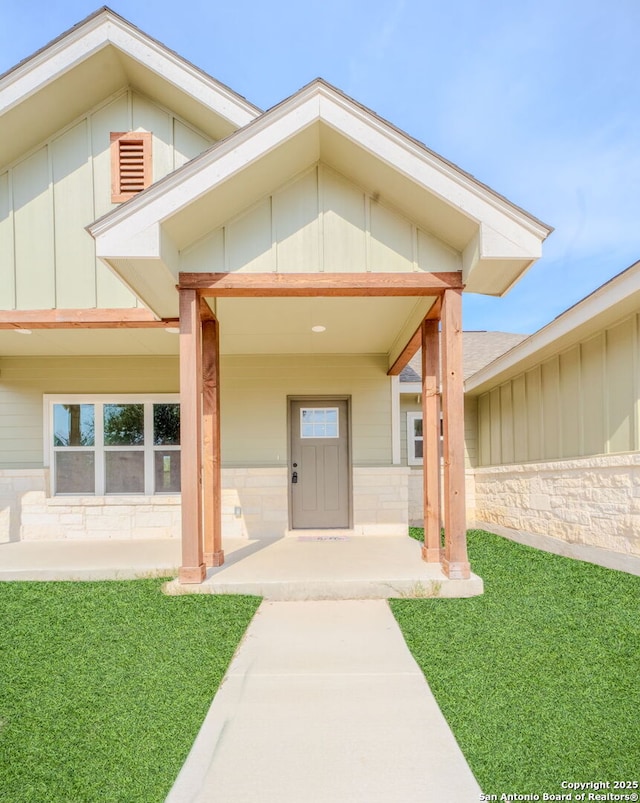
[180,164,462,274]
[0,90,213,311]
[477,313,640,465]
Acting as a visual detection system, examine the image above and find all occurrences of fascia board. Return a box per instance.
[0,19,108,112]
[0,11,259,126]
[465,261,640,393]
[91,81,549,266]
[316,86,551,244]
[103,18,259,127]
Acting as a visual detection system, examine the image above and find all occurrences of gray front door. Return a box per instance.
[289,399,350,529]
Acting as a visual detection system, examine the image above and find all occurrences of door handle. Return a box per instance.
[291,471,298,484]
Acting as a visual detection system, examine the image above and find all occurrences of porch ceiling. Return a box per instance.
[0,327,180,357]
[215,296,432,355]
[0,296,435,359]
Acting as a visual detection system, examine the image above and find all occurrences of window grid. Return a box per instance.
[47,395,179,496]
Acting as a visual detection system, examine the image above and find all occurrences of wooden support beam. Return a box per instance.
[178,288,206,584]
[180,272,463,297]
[421,319,441,563]
[440,288,470,580]
[202,315,224,568]
[387,296,442,376]
[0,309,178,329]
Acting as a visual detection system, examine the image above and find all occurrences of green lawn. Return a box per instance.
[0,580,261,803]
[391,529,640,797]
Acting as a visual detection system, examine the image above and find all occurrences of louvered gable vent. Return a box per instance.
[110,132,152,203]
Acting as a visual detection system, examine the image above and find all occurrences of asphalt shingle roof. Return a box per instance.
[400,331,527,383]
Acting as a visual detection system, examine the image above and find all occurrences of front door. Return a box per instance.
[289,398,350,529]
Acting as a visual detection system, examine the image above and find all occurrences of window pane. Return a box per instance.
[53,404,94,446]
[300,408,339,438]
[414,418,423,438]
[414,439,423,459]
[105,451,144,493]
[55,452,95,493]
[154,404,180,446]
[154,451,181,493]
[104,404,144,446]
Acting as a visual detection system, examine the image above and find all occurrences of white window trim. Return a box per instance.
[407,411,423,466]
[44,394,180,496]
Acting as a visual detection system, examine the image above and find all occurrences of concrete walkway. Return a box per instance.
[166,599,482,803]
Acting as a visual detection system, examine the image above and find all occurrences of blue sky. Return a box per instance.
[2,1,638,333]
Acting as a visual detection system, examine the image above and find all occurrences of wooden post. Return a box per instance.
[440,288,470,579]
[421,318,441,562]
[178,289,206,583]
[202,315,224,567]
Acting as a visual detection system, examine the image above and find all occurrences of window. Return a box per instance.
[110,131,152,202]
[47,396,179,495]
[300,407,339,438]
[407,412,423,465]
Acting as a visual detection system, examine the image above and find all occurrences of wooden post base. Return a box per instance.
[441,557,471,580]
[421,546,442,563]
[178,564,207,584]
[204,550,225,568]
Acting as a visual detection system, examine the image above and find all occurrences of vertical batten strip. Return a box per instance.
[178,288,206,583]
[202,314,224,567]
[421,318,441,562]
[364,192,371,271]
[440,288,470,579]
[317,164,325,272]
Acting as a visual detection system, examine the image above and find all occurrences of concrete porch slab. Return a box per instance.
[0,538,181,581]
[0,535,483,599]
[164,535,483,599]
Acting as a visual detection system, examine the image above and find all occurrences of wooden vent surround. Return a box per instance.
[110,131,152,203]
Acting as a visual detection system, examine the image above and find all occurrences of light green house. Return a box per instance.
[0,9,555,582]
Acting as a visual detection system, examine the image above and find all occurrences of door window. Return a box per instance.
[300,407,339,438]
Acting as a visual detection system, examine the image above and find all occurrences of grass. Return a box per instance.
[0,580,261,802]
[391,528,640,796]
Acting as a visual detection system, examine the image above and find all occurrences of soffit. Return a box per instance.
[162,121,478,253]
[0,11,259,169]
[0,327,180,358]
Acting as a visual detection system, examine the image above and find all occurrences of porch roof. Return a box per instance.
[89,79,552,321]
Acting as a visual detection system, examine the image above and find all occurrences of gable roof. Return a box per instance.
[400,331,528,383]
[465,259,640,394]
[0,6,260,168]
[89,78,552,317]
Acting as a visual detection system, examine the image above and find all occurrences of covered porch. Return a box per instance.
[177,273,470,585]
[87,80,550,587]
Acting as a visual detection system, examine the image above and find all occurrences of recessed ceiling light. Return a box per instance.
[14,328,32,335]
[311,325,326,333]
[164,327,180,334]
